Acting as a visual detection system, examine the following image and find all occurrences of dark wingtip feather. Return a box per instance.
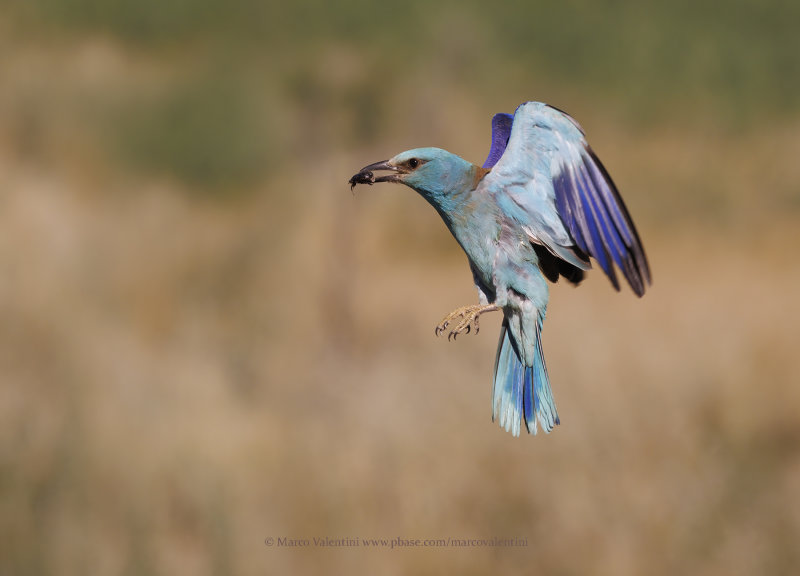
[584,146,652,295]
[533,244,587,286]
[532,244,560,283]
[558,261,585,286]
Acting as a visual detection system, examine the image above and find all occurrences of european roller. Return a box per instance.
[350,102,651,437]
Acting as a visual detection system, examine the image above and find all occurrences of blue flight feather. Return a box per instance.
[579,161,629,267]
[584,152,634,245]
[574,169,614,279]
[554,169,589,254]
[578,163,626,273]
[482,113,514,169]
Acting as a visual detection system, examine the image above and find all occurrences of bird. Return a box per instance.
[350,102,651,437]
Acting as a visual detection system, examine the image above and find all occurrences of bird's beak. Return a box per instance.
[360,159,403,183]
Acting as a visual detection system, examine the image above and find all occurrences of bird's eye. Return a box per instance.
[408,158,419,169]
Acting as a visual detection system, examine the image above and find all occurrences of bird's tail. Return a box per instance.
[492,318,560,436]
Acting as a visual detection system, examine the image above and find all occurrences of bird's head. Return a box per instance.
[356,147,481,207]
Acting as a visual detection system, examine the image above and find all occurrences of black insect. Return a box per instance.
[348,170,374,191]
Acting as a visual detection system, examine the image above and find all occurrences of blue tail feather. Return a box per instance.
[492,319,559,436]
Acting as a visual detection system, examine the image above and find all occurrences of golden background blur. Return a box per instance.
[2,1,800,574]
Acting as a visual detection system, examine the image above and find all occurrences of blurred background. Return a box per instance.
[2,0,800,574]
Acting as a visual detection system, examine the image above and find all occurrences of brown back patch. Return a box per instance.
[471,165,490,189]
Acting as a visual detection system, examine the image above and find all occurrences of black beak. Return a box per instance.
[361,160,402,183]
[348,159,402,190]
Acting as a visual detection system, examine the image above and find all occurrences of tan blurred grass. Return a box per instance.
[3,144,800,575]
[2,23,800,576]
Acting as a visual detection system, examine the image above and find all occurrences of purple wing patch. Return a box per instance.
[482,113,514,169]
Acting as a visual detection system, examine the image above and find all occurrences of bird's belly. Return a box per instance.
[454,217,548,310]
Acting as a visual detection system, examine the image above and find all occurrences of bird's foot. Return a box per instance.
[435,304,500,340]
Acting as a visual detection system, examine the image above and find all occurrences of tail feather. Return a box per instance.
[492,319,560,436]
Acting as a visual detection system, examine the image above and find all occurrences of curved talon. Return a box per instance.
[435,304,500,341]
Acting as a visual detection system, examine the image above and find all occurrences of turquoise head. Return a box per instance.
[356,147,483,212]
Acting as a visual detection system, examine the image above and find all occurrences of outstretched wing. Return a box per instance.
[483,102,651,296]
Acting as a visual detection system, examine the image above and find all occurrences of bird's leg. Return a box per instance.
[435,304,501,340]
